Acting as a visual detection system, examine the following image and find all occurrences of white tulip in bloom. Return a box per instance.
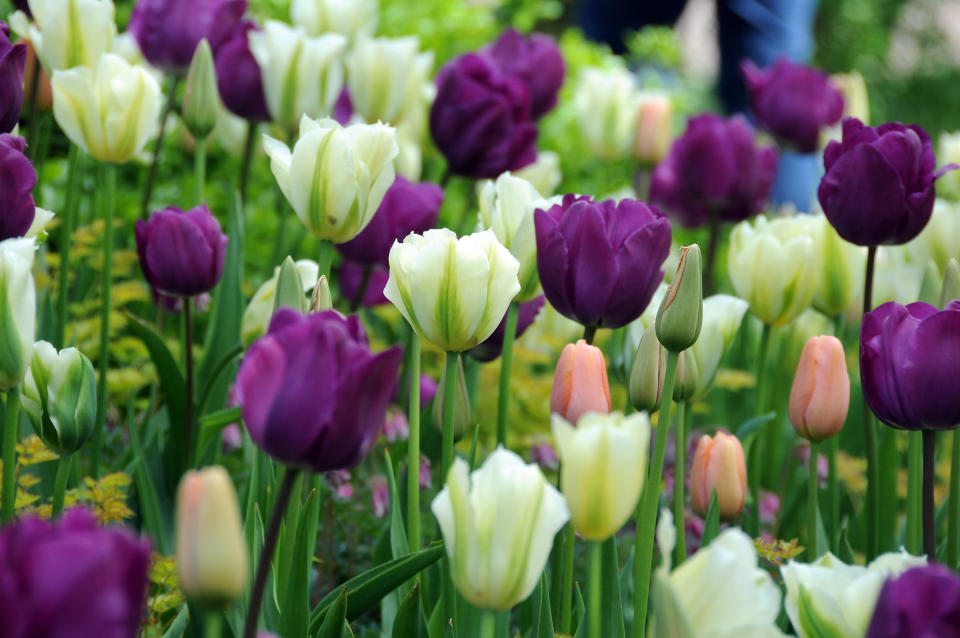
[241,259,320,347]
[551,411,650,540]
[346,36,433,126]
[906,198,960,278]
[263,116,398,243]
[384,228,521,352]
[249,21,347,132]
[0,238,36,391]
[937,132,960,200]
[513,151,562,197]
[10,0,116,71]
[291,0,378,41]
[728,214,817,326]
[809,213,865,317]
[782,551,926,638]
[52,54,161,163]
[573,64,638,160]
[21,341,96,454]
[689,295,749,397]
[430,447,569,611]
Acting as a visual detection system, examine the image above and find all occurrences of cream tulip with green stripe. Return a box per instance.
[0,239,36,392]
[10,0,115,72]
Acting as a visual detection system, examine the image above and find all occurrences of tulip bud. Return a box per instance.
[918,260,942,306]
[656,244,703,353]
[311,274,332,312]
[0,237,36,390]
[633,93,672,165]
[273,256,307,313]
[550,339,611,425]
[789,336,850,443]
[432,356,470,439]
[690,432,747,520]
[21,341,96,454]
[175,466,248,607]
[629,324,698,412]
[241,260,320,347]
[573,64,637,160]
[513,151,561,197]
[942,258,960,308]
[181,39,219,140]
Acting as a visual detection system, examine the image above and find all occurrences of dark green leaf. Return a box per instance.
[277,486,317,638]
[601,536,626,638]
[701,491,720,547]
[162,606,189,638]
[392,580,425,638]
[317,589,348,638]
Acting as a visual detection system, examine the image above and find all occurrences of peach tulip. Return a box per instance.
[690,432,747,520]
[550,339,611,425]
[789,335,850,442]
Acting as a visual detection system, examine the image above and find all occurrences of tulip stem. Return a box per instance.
[559,521,575,633]
[90,163,116,479]
[948,430,960,568]
[243,467,300,638]
[828,437,840,553]
[52,452,73,518]
[55,144,82,349]
[205,611,222,638]
[194,137,207,205]
[407,332,421,552]
[496,302,519,448]
[441,350,460,630]
[239,121,258,207]
[349,265,372,313]
[704,213,720,296]
[25,60,41,162]
[479,610,497,638]
[632,349,678,638]
[184,299,195,469]
[583,325,597,345]
[907,431,923,555]
[923,430,937,560]
[2,388,20,523]
[672,401,688,566]
[588,540,602,638]
[141,74,180,219]
[807,441,820,560]
[862,245,880,559]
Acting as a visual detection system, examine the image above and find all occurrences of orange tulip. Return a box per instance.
[690,432,747,520]
[789,335,849,442]
[550,339,611,425]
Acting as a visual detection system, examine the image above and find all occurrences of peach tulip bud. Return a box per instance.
[690,432,747,520]
[634,94,672,165]
[789,335,850,442]
[550,339,611,424]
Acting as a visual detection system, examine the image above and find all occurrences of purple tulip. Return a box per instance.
[486,28,564,120]
[650,114,777,228]
[0,134,36,239]
[860,301,960,431]
[333,88,353,126]
[468,295,545,362]
[741,57,844,153]
[818,118,947,246]
[534,195,671,329]
[337,177,443,267]
[214,20,270,122]
[866,565,960,638]
[135,204,228,298]
[0,508,150,638]
[129,0,246,73]
[339,260,389,307]
[0,25,26,134]
[234,309,403,472]
[430,52,537,179]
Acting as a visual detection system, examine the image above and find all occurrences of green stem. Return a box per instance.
[948,430,960,568]
[56,144,82,349]
[184,299,195,469]
[25,61,40,162]
[749,322,772,534]
[588,540,603,638]
[348,265,372,313]
[194,136,207,204]
[316,239,334,280]
[559,521,575,633]
[496,302,519,448]
[52,452,73,518]
[877,426,897,553]
[863,245,879,559]
[583,324,597,345]
[828,437,840,552]
[441,350,459,629]
[141,75,180,218]
[2,388,20,522]
[672,401,688,565]
[923,430,937,560]
[479,609,497,638]
[205,611,222,638]
[407,332,421,552]
[907,431,923,555]
[90,163,116,479]
[632,350,678,638]
[808,441,820,560]
[239,121,257,207]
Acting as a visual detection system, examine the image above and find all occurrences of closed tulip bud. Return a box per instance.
[573,64,637,160]
[942,258,960,307]
[263,116,398,243]
[431,448,569,611]
[634,93,672,165]
[551,339,611,425]
[346,36,433,126]
[21,341,96,453]
[512,151,561,197]
[629,324,698,412]
[311,274,332,312]
[432,355,470,439]
[273,256,307,313]
[0,237,36,390]
[789,336,849,442]
[656,244,703,352]
[810,213,865,317]
[690,432,747,520]
[12,0,115,72]
[291,0,377,41]
[552,411,650,540]
[175,466,248,607]
[241,259,319,347]
[385,228,521,352]
[182,40,220,139]
[52,54,161,163]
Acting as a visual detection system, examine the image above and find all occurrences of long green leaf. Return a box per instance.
[531,573,554,638]
[601,536,626,638]
[392,580,425,638]
[162,606,189,638]
[317,589,348,638]
[701,491,720,547]
[128,403,170,553]
[277,487,317,638]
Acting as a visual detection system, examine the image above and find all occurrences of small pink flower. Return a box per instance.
[759,490,780,526]
[419,454,432,490]
[370,475,389,518]
[221,423,243,453]
[327,470,354,501]
[530,442,558,471]
[383,408,410,443]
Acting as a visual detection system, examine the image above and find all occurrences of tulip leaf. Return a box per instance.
[278,483,319,638]
[127,407,171,553]
[838,525,856,565]
[196,344,243,414]
[274,255,307,313]
[383,451,411,631]
[466,425,479,470]
[601,536,627,638]
[196,406,242,457]
[701,491,720,546]
[735,412,776,440]
[317,588,349,638]
[162,605,189,638]
[572,583,585,638]
[530,573,555,638]
[427,597,445,638]
[392,580,426,638]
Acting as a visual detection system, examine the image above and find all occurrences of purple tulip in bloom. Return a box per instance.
[337,176,443,267]
[135,204,228,297]
[234,309,403,472]
[866,565,960,638]
[468,296,545,362]
[486,28,565,120]
[741,57,844,153]
[0,134,36,239]
[430,52,537,179]
[860,300,960,431]
[818,118,947,246]
[214,20,270,122]
[0,25,26,134]
[649,114,777,228]
[534,195,671,329]
[0,508,150,638]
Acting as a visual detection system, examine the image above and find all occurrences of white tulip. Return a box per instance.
[241,260,320,347]
[905,198,960,278]
[573,64,638,160]
[11,0,115,72]
[809,213,865,317]
[291,0,378,41]
[346,36,433,126]
[21,341,96,453]
[513,151,562,197]
[0,238,36,391]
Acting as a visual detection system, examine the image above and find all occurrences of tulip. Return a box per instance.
[905,198,960,279]
[12,0,115,71]
[338,260,389,307]
[468,296,544,362]
[175,466,248,607]
[0,238,36,391]
[809,213,865,317]
[181,39,220,139]
[431,447,569,611]
[687,294,749,397]
[650,113,777,228]
[486,28,564,120]
[943,258,960,307]
[0,134,36,239]
[937,132,960,201]
[290,0,377,41]
[262,116,398,243]
[633,92,672,165]
[573,64,637,160]
[552,411,649,540]
[628,324,699,411]
[51,54,161,163]
[741,57,844,153]
[345,36,433,126]
[429,52,537,178]
[789,336,849,442]
[656,244,703,353]
[241,259,319,346]
[865,565,960,638]
[234,309,402,471]
[21,341,96,454]
[336,176,442,267]
[550,339,611,425]
[135,205,227,298]
[384,228,520,352]
[513,150,561,196]
[727,214,817,325]
[214,20,270,122]
[781,551,926,638]
[831,70,870,125]
[534,194,672,329]
[249,21,347,131]
[689,431,747,519]
[818,118,945,246]
[0,28,25,134]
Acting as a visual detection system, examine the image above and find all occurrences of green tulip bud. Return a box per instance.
[273,256,307,313]
[21,341,96,453]
[241,259,320,347]
[942,258,960,308]
[656,244,703,352]
[182,39,220,139]
[629,324,698,412]
[311,274,333,312]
